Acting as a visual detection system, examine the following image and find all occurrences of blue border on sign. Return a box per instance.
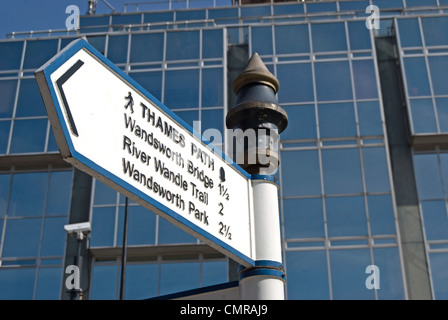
[40,38,255,266]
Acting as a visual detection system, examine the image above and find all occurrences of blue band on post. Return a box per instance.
[251,174,276,183]
[238,260,286,281]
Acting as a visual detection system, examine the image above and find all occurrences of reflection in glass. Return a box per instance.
[286,250,329,300]
[23,39,58,70]
[0,268,35,299]
[8,172,47,217]
[429,252,448,299]
[318,103,356,138]
[322,148,363,195]
[0,41,23,70]
[326,196,367,237]
[283,198,324,238]
[312,22,347,52]
[373,247,405,299]
[166,31,200,61]
[314,61,352,101]
[421,201,448,241]
[281,105,316,140]
[277,63,313,103]
[362,147,390,193]
[0,80,17,118]
[275,24,309,55]
[281,150,321,197]
[125,264,158,299]
[3,218,42,257]
[16,79,47,117]
[130,33,163,63]
[160,262,199,296]
[368,194,396,235]
[428,56,448,96]
[10,119,48,154]
[409,99,437,133]
[404,57,430,97]
[413,153,444,200]
[164,69,199,109]
[352,60,378,99]
[330,248,374,300]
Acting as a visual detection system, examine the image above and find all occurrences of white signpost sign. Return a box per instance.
[35,39,255,267]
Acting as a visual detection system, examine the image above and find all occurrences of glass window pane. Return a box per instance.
[201,108,223,140]
[283,198,324,238]
[107,35,128,64]
[41,217,68,256]
[318,102,356,138]
[91,265,118,300]
[409,99,437,134]
[90,206,116,247]
[0,80,17,118]
[421,200,448,241]
[130,33,163,63]
[362,147,391,193]
[281,105,316,140]
[281,150,321,197]
[352,60,378,99]
[164,69,199,109]
[286,250,329,300]
[127,205,156,245]
[160,262,200,296]
[436,98,448,133]
[202,68,223,108]
[125,263,158,299]
[315,61,352,101]
[373,247,405,299]
[322,148,363,195]
[0,268,36,299]
[166,31,199,61]
[158,216,197,244]
[348,21,372,50]
[23,39,58,70]
[0,173,11,218]
[413,154,444,200]
[129,71,162,101]
[358,101,383,136]
[175,110,199,129]
[47,126,58,153]
[397,18,422,47]
[404,57,431,97]
[372,0,403,8]
[202,260,227,287]
[86,36,106,55]
[277,63,314,103]
[429,252,448,299]
[251,26,273,56]
[422,17,448,47]
[45,171,73,216]
[312,22,347,52]
[275,24,310,55]
[0,41,23,70]
[241,5,270,18]
[202,29,223,59]
[35,267,62,300]
[94,179,117,205]
[8,172,47,217]
[144,11,174,23]
[16,78,47,117]
[3,218,42,257]
[368,194,396,235]
[428,55,448,96]
[330,249,374,300]
[10,119,48,154]
[326,196,368,237]
[273,3,304,15]
[306,2,337,13]
[0,121,10,154]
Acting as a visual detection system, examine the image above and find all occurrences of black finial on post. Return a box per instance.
[226,53,288,175]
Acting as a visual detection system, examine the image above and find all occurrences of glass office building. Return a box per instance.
[0,0,448,300]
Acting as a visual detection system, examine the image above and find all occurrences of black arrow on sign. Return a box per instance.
[56,59,84,137]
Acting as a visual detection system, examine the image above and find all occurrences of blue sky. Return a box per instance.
[0,0,132,39]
